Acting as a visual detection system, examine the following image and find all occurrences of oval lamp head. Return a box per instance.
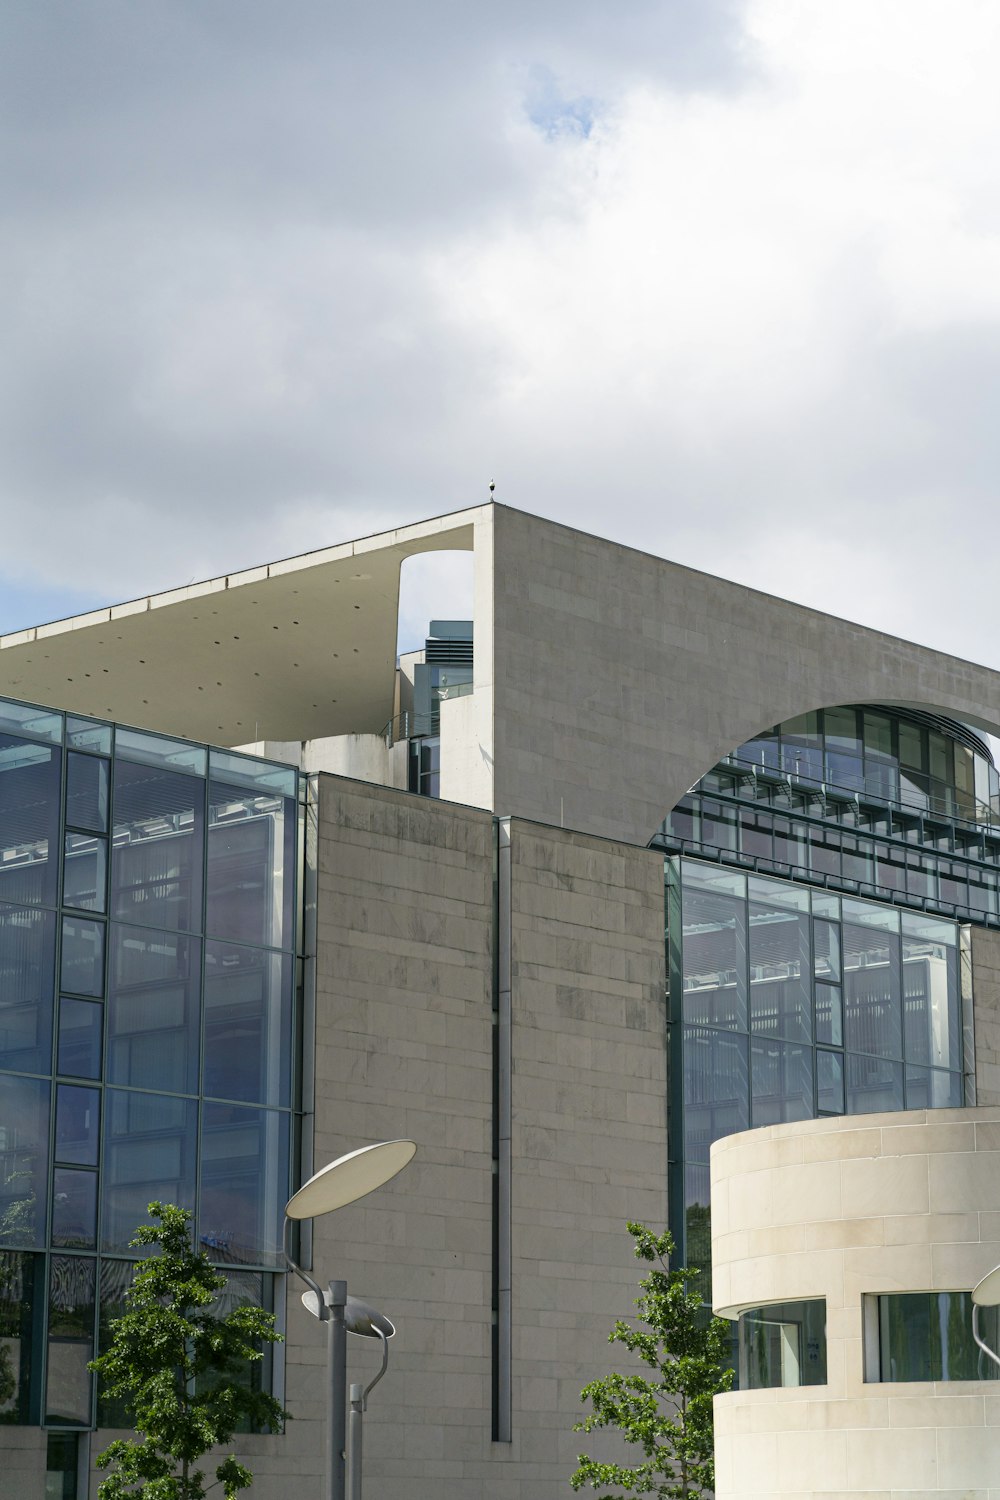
[300,1290,395,1339]
[973,1265,1000,1307]
[284,1139,416,1221]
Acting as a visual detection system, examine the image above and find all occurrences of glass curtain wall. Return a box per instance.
[0,698,300,1430]
[667,856,965,1294]
[657,706,1000,928]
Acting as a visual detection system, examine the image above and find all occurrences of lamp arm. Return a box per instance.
[282,1214,330,1321]
[362,1327,389,1409]
[973,1303,1000,1370]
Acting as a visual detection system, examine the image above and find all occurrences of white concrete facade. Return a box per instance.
[712,1110,1000,1500]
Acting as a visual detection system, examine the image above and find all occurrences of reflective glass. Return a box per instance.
[905,1065,963,1109]
[0,1074,49,1248]
[749,899,810,1042]
[60,916,105,998]
[63,833,107,913]
[814,920,840,981]
[684,1162,713,1297]
[111,760,205,933]
[45,1256,95,1426]
[740,809,771,859]
[902,926,960,1071]
[0,1249,41,1424]
[681,887,747,1031]
[845,1053,903,1114]
[206,781,296,951]
[843,923,902,1059]
[0,700,61,744]
[66,753,109,833]
[197,1270,275,1430]
[700,799,737,851]
[51,1168,97,1249]
[878,1292,999,1382]
[55,1084,99,1165]
[66,717,112,755]
[199,1103,289,1267]
[814,983,842,1046]
[751,1038,813,1125]
[683,1026,749,1157]
[106,925,201,1095]
[208,749,297,799]
[0,737,60,908]
[739,1299,827,1388]
[115,728,206,776]
[0,903,56,1075]
[204,942,293,1107]
[96,1260,136,1429]
[102,1090,197,1253]
[57,999,102,1080]
[817,1049,844,1113]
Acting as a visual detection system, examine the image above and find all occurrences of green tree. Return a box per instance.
[572,1222,733,1500]
[89,1202,287,1500]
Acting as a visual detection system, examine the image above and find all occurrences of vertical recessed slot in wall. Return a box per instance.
[493,817,512,1442]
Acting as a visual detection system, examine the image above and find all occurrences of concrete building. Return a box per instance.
[1,502,1000,1498]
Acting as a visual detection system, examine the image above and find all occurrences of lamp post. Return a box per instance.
[302,1290,395,1500]
[971,1265,1000,1371]
[284,1140,416,1500]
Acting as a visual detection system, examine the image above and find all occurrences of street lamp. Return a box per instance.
[302,1290,395,1500]
[284,1140,416,1500]
[971,1264,1000,1371]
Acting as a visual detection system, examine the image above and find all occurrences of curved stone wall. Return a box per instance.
[711,1108,1000,1500]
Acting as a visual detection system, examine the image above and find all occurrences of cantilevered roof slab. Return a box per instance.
[0,507,482,745]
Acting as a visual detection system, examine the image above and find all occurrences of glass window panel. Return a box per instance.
[967,865,997,919]
[748,876,810,914]
[906,848,935,901]
[66,716,112,755]
[739,1299,827,1389]
[750,1038,813,1125]
[842,899,899,933]
[681,887,747,1030]
[198,1269,274,1430]
[874,842,907,897]
[741,731,779,773]
[811,892,840,921]
[815,983,843,1046]
[771,818,807,874]
[843,923,902,1059]
[106,925,201,1096]
[937,862,967,912]
[0,903,55,1075]
[699,800,738,853]
[0,737,60,908]
[683,1026,749,1159]
[199,1102,289,1268]
[814,920,840,981]
[96,1259,136,1429]
[817,1049,844,1113]
[739,809,771,860]
[0,1075,49,1248]
[928,731,951,785]
[878,1293,1000,1382]
[681,860,745,900]
[204,942,293,1108]
[208,749,297,800]
[0,1249,42,1424]
[845,1053,903,1114]
[55,1084,99,1166]
[667,798,695,844]
[60,916,105,998]
[112,760,206,934]
[899,722,924,771]
[683,1163,713,1300]
[66,752,109,833]
[102,1090,197,1254]
[57,998,102,1080]
[45,1256,95,1427]
[749,901,810,1043]
[0,700,61,743]
[903,928,961,1071]
[51,1168,97,1249]
[63,833,107,913]
[781,713,822,784]
[808,825,841,879]
[206,781,296,950]
[905,1065,963,1109]
[841,835,874,887]
[115,728,206,776]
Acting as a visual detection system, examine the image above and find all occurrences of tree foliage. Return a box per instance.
[89,1202,287,1500]
[572,1222,733,1500]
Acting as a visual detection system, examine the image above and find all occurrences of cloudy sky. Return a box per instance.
[2,0,1000,658]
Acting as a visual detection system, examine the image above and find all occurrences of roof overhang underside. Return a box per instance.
[0,509,480,745]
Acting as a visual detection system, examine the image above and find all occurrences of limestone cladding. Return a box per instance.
[711,1108,1000,1500]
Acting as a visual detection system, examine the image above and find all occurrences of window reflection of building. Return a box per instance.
[0,698,300,1431]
